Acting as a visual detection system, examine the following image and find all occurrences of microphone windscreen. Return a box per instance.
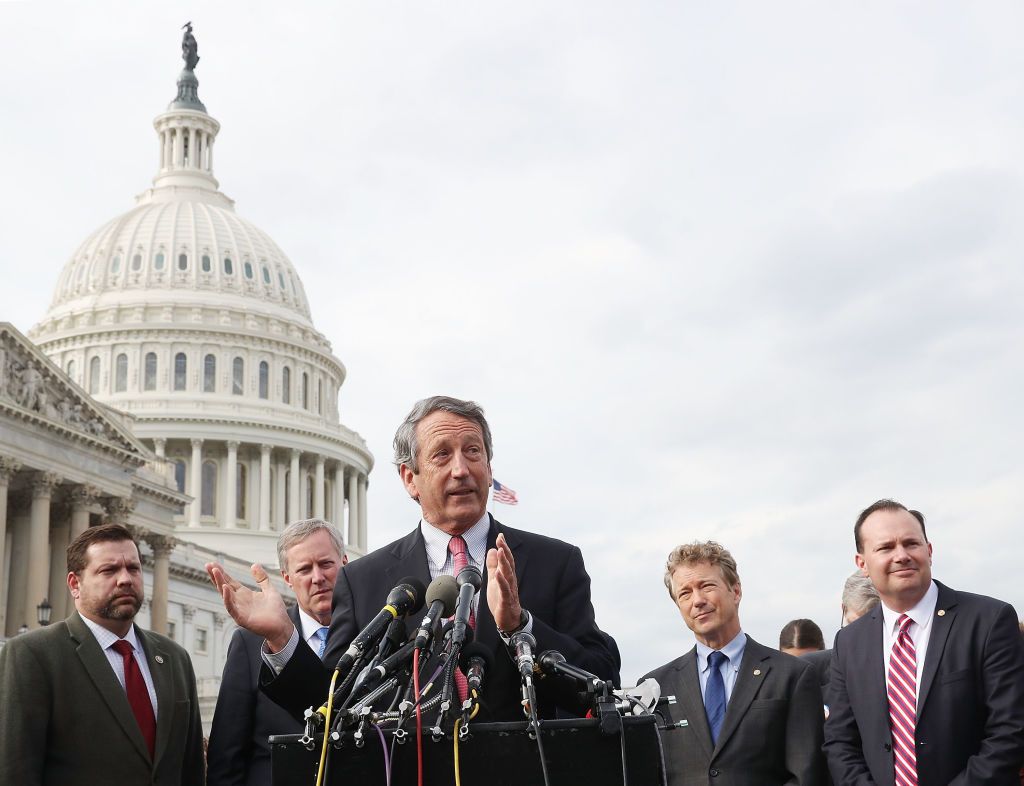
[396,576,427,615]
[425,575,460,616]
[458,641,493,672]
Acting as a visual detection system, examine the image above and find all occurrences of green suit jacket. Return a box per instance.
[0,611,205,786]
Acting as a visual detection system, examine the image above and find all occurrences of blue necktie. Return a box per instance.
[705,650,728,744]
[315,626,329,659]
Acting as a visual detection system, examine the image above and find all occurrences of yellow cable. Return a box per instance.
[315,669,340,786]
[469,689,480,720]
[453,718,462,786]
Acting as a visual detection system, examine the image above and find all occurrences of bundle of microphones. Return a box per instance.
[299,564,667,749]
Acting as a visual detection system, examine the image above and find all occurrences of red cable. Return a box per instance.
[413,647,424,786]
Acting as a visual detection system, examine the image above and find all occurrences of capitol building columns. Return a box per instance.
[146,534,175,636]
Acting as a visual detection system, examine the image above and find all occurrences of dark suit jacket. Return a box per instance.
[823,581,1024,786]
[262,516,620,721]
[207,605,306,786]
[642,636,827,786]
[802,649,832,703]
[0,611,204,786]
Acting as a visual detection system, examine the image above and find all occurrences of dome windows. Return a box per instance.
[201,460,217,517]
[174,352,188,391]
[88,357,101,394]
[203,354,216,392]
[282,366,291,404]
[144,352,158,391]
[178,253,189,271]
[201,254,211,273]
[132,253,143,271]
[111,256,121,274]
[278,272,286,290]
[154,252,165,270]
[115,353,128,392]
[232,357,244,395]
[262,265,271,285]
[224,256,234,275]
[258,361,269,399]
[302,372,309,410]
[243,261,254,279]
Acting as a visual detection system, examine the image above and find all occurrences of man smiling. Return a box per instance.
[824,499,1024,785]
[641,541,826,786]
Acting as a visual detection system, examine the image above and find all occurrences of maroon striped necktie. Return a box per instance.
[112,639,156,759]
[449,535,474,702]
[887,614,918,786]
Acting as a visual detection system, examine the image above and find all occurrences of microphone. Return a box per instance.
[537,649,603,688]
[450,565,482,648]
[613,678,664,715]
[414,575,459,652]
[510,631,537,680]
[458,642,493,692]
[355,638,417,694]
[333,577,426,672]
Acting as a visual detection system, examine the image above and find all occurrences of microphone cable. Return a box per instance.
[372,723,393,786]
[413,647,424,786]
[522,678,552,786]
[452,689,481,786]
[314,668,340,786]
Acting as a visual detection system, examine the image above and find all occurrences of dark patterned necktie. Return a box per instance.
[704,650,728,745]
[112,639,156,759]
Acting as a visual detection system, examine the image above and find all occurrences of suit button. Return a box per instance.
[709,768,720,777]
[884,743,892,753]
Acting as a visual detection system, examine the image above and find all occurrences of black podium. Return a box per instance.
[271,716,666,786]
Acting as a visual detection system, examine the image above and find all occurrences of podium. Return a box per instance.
[271,715,666,786]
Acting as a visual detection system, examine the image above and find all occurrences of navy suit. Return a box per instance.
[207,605,306,786]
[261,516,620,722]
[823,581,1024,785]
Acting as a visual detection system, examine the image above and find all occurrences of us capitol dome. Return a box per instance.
[29,39,373,566]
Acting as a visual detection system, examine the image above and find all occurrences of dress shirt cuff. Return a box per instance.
[261,626,299,675]
[498,610,533,645]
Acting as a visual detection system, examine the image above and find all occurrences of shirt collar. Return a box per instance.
[420,512,490,565]
[881,580,939,634]
[79,612,143,654]
[296,606,328,642]
[695,630,747,672]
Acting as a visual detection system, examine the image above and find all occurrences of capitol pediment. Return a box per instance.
[0,322,145,459]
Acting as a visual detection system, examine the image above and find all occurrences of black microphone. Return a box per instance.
[333,577,426,672]
[355,638,417,694]
[451,565,482,648]
[458,642,493,692]
[510,631,537,680]
[415,575,459,652]
[537,649,604,688]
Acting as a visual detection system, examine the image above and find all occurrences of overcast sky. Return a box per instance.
[3,3,1023,683]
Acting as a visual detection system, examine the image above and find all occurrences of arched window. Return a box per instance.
[201,460,217,517]
[154,252,165,271]
[282,367,291,404]
[174,352,187,391]
[258,361,269,399]
[223,256,234,275]
[278,272,286,289]
[262,265,271,284]
[201,254,212,272]
[237,464,247,519]
[317,379,323,415]
[89,357,101,394]
[177,253,188,271]
[66,359,76,382]
[232,357,244,395]
[306,475,314,519]
[173,460,186,493]
[144,352,157,391]
[115,353,128,392]
[110,256,121,274]
[203,354,216,392]
[302,372,309,410]
[244,261,254,279]
[132,253,143,271]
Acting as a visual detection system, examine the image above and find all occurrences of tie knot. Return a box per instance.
[897,614,913,634]
[112,639,134,658]
[448,535,468,557]
[316,626,329,642]
[708,650,728,669]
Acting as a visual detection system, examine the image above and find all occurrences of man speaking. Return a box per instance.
[207,395,619,720]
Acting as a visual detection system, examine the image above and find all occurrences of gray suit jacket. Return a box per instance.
[0,611,205,786]
[642,636,827,786]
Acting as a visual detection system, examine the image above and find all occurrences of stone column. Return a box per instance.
[189,438,203,526]
[314,456,325,519]
[259,445,272,531]
[147,534,175,636]
[48,500,71,621]
[153,438,166,459]
[173,127,183,168]
[274,457,286,527]
[0,457,23,634]
[26,472,61,630]
[182,604,196,652]
[288,449,300,523]
[357,474,368,551]
[347,468,359,549]
[70,484,100,541]
[225,440,238,528]
[103,496,136,526]
[333,464,345,533]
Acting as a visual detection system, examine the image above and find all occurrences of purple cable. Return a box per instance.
[373,723,392,786]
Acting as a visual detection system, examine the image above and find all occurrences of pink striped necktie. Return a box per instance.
[448,535,474,702]
[887,614,918,786]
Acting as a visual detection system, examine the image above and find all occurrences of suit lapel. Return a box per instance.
[714,637,769,754]
[861,606,889,731]
[673,648,714,761]
[917,582,958,716]
[137,626,173,767]
[384,527,432,639]
[67,613,151,763]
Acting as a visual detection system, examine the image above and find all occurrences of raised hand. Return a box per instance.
[205,562,294,652]
[486,532,523,632]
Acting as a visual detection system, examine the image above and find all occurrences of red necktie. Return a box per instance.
[887,614,918,786]
[112,639,156,759]
[448,535,475,702]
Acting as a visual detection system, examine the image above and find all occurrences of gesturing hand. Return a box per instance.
[205,562,294,652]
[486,533,523,632]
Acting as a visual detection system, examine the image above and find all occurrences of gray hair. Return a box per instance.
[277,518,345,572]
[842,571,880,617]
[392,395,493,474]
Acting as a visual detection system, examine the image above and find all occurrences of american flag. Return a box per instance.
[491,479,519,505]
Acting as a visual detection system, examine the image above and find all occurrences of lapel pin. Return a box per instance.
[753,669,761,676]
[937,610,946,617]
[154,655,164,664]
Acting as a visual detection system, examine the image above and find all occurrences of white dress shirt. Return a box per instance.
[79,615,158,718]
[695,630,747,703]
[880,580,938,701]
